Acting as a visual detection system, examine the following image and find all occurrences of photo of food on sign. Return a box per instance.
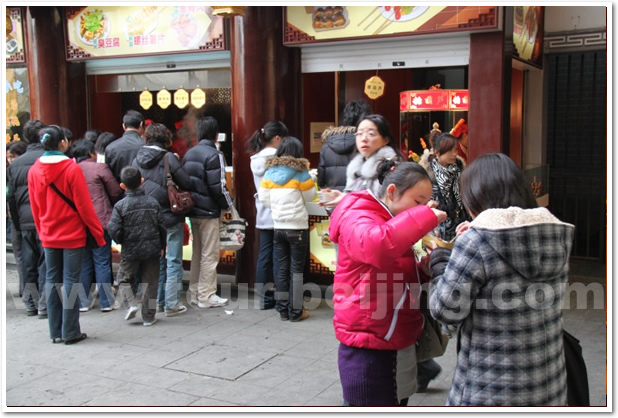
[77,8,109,45]
[124,6,159,40]
[312,6,348,30]
[171,10,200,48]
[380,6,429,22]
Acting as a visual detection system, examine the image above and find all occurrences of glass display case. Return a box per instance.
[399,89,468,157]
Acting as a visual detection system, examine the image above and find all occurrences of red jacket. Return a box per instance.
[28,153,105,249]
[329,190,438,351]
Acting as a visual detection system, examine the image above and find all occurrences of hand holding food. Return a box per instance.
[431,208,447,224]
[455,221,471,236]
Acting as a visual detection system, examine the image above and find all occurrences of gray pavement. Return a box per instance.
[3,264,608,408]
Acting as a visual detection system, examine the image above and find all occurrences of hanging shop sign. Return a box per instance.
[364,76,385,100]
[157,89,172,109]
[284,6,499,45]
[6,8,26,63]
[513,6,544,68]
[64,6,225,61]
[400,90,469,112]
[174,89,189,109]
[190,88,206,108]
[449,90,469,110]
[139,89,153,110]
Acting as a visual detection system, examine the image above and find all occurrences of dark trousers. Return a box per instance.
[255,229,278,308]
[274,229,308,318]
[10,224,24,296]
[116,257,159,323]
[21,229,46,312]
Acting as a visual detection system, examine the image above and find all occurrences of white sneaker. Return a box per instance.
[143,318,157,327]
[124,305,139,321]
[101,300,121,312]
[79,306,89,313]
[197,294,228,309]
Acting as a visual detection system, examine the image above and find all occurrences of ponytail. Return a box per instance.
[246,120,289,154]
[377,159,431,199]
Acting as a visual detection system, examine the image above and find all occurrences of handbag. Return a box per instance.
[416,291,449,362]
[563,330,590,406]
[219,204,247,251]
[163,153,195,215]
[49,183,100,249]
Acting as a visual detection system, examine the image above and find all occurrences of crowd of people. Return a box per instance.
[6,102,576,406]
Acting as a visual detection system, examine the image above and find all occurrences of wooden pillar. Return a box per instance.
[230,7,302,286]
[25,6,87,136]
[468,8,513,161]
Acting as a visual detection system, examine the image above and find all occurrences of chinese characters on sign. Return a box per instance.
[364,76,385,100]
[139,90,153,110]
[400,90,469,111]
[140,88,206,110]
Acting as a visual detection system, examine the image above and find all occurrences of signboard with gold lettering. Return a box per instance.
[139,90,153,110]
[364,76,385,100]
[174,89,189,109]
[65,6,225,61]
[191,88,206,108]
[157,89,171,109]
[284,6,499,45]
[513,6,544,68]
[6,8,25,63]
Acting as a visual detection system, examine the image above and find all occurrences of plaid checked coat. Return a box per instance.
[429,207,575,406]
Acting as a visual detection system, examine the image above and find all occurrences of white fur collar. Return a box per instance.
[346,146,397,184]
[472,207,572,230]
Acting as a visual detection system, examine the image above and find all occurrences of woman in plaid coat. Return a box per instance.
[429,153,575,406]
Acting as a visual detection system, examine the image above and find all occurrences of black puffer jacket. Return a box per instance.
[7,143,45,231]
[105,130,144,182]
[317,126,357,191]
[107,189,166,261]
[132,144,193,227]
[182,139,232,218]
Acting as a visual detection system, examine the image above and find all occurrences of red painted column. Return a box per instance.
[230,7,301,286]
[25,6,87,136]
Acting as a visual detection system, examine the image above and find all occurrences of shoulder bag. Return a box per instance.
[416,291,449,362]
[49,183,100,249]
[163,153,195,215]
[219,204,247,251]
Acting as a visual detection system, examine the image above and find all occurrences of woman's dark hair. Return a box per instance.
[8,141,27,156]
[358,114,403,158]
[432,133,459,157]
[247,120,288,154]
[460,153,538,217]
[123,110,145,129]
[195,116,219,141]
[275,136,303,159]
[72,139,95,163]
[341,100,371,127]
[95,132,117,154]
[39,125,66,151]
[145,123,172,148]
[120,166,142,191]
[84,129,101,143]
[377,159,431,199]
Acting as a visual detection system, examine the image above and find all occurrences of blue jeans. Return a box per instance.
[161,222,184,310]
[44,247,84,341]
[255,229,278,308]
[274,229,308,318]
[78,230,116,309]
[21,229,46,312]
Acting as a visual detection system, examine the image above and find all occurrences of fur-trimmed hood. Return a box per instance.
[321,126,357,156]
[263,156,310,186]
[345,145,397,194]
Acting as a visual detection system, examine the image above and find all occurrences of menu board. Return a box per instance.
[6,8,25,63]
[65,6,225,60]
[513,6,544,67]
[284,6,499,45]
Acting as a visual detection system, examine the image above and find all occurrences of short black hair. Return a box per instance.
[341,99,371,127]
[8,141,28,156]
[84,129,101,143]
[144,123,171,147]
[22,119,47,144]
[95,132,117,154]
[276,136,303,159]
[460,153,538,217]
[196,116,219,141]
[123,110,145,129]
[120,166,142,191]
[72,139,95,163]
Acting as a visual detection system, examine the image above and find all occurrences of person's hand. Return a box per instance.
[455,221,471,236]
[160,249,165,257]
[427,200,439,209]
[318,188,344,208]
[431,208,447,223]
[173,152,180,160]
[420,254,432,276]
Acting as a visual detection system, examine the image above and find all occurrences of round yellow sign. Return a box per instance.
[191,88,206,109]
[364,76,385,100]
[174,89,189,109]
[157,89,171,109]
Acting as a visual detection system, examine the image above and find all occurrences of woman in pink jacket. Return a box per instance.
[329,160,446,406]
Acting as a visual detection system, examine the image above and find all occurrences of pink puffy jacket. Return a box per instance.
[329,190,439,351]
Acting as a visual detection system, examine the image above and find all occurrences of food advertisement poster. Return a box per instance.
[65,6,225,60]
[6,68,30,143]
[310,122,333,153]
[513,6,544,67]
[6,8,25,63]
[284,6,499,44]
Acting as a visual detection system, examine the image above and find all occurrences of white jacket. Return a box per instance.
[250,147,277,229]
